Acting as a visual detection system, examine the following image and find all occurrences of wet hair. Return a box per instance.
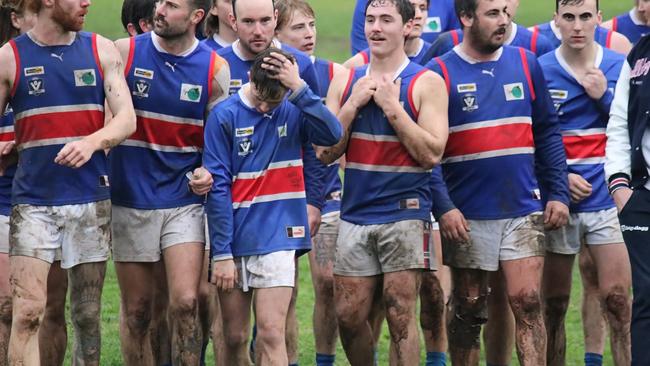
[204,0,220,36]
[1,1,22,45]
[556,0,599,11]
[250,47,295,102]
[274,0,314,32]
[120,0,155,34]
[364,0,415,24]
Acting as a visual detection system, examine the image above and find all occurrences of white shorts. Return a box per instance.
[10,200,111,269]
[334,219,435,276]
[112,204,205,262]
[235,250,296,291]
[546,207,624,255]
[0,214,8,254]
[442,212,545,271]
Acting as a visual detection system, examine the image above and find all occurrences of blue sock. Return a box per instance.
[425,351,447,366]
[585,352,603,366]
[199,341,208,366]
[316,353,335,366]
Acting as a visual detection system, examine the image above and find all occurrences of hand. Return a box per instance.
[347,75,376,110]
[568,173,592,203]
[581,68,607,100]
[439,209,470,243]
[0,141,16,176]
[211,259,238,291]
[612,187,633,213]
[54,138,95,168]
[307,204,322,236]
[188,166,213,195]
[261,52,304,91]
[373,74,401,112]
[543,200,569,230]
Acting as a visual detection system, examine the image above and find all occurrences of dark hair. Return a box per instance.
[204,0,219,36]
[555,0,599,11]
[1,1,22,45]
[250,47,295,101]
[275,0,315,32]
[364,0,415,24]
[120,0,155,34]
[454,0,478,22]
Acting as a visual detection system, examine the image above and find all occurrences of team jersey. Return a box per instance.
[312,56,342,215]
[201,33,232,51]
[110,32,218,209]
[0,107,15,216]
[8,32,108,206]
[204,85,342,259]
[352,39,432,66]
[218,40,327,209]
[349,0,459,54]
[611,9,650,44]
[539,46,623,212]
[425,46,569,219]
[341,60,433,225]
[422,23,555,63]
[532,21,614,50]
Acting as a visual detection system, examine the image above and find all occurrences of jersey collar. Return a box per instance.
[364,56,410,81]
[554,43,604,82]
[453,44,503,64]
[151,32,199,57]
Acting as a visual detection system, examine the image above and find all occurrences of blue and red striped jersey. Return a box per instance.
[0,107,15,215]
[611,9,650,45]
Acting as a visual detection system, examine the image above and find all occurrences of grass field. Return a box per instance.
[66,0,637,364]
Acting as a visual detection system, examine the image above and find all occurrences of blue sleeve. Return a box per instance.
[535,34,555,57]
[204,109,235,260]
[350,0,368,55]
[302,143,326,209]
[300,59,321,96]
[529,55,570,205]
[444,0,461,30]
[290,85,343,146]
[430,166,456,219]
[420,32,454,66]
[595,88,615,114]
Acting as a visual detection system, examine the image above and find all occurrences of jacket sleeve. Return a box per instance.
[204,109,235,261]
[605,61,632,184]
[529,54,570,205]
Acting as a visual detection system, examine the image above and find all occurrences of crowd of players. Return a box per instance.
[0,0,649,365]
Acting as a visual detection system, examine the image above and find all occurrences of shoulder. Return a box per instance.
[217,45,235,58]
[93,33,122,67]
[537,50,557,67]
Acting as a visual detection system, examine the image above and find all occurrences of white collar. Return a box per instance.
[212,33,232,48]
[151,32,199,57]
[505,23,518,45]
[364,56,410,81]
[554,44,604,82]
[407,38,424,57]
[550,20,562,41]
[453,45,503,64]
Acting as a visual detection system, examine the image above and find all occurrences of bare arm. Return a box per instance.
[609,31,633,55]
[342,52,366,69]
[0,43,16,127]
[207,54,231,112]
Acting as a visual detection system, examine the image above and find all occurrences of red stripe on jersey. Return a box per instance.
[407,69,427,120]
[518,48,536,101]
[124,37,135,77]
[91,33,104,81]
[563,134,606,159]
[612,17,618,32]
[361,50,369,64]
[328,61,334,81]
[451,30,460,45]
[0,131,15,142]
[445,123,534,157]
[231,165,305,204]
[606,29,613,49]
[531,28,539,54]
[9,40,20,98]
[131,116,204,149]
[207,51,216,102]
[434,57,450,94]
[15,111,104,144]
[347,136,419,168]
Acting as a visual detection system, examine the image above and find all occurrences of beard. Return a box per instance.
[52,0,85,32]
[468,20,506,55]
[153,15,189,40]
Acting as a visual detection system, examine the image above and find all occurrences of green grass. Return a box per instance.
[67,0,636,364]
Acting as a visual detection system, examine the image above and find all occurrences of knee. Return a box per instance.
[448,292,488,348]
[170,292,198,320]
[222,325,249,349]
[509,291,543,321]
[314,276,334,303]
[603,287,630,322]
[13,300,45,334]
[72,300,101,332]
[123,298,153,336]
[0,296,12,326]
[544,295,570,322]
[256,321,285,349]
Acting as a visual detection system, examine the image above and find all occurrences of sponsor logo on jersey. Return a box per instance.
[462,93,478,112]
[399,198,420,210]
[504,82,525,101]
[180,83,202,102]
[229,79,243,94]
[278,123,287,138]
[424,17,442,33]
[457,83,477,93]
[133,80,150,98]
[238,138,253,156]
[74,69,96,87]
[28,78,45,96]
[24,66,44,76]
[134,68,154,80]
[549,89,568,99]
[286,226,306,238]
[235,126,255,137]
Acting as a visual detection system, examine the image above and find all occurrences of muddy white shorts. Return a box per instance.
[112,204,205,262]
[10,200,111,269]
[334,219,435,276]
[0,214,8,254]
[546,207,624,255]
[235,250,296,291]
[442,212,545,271]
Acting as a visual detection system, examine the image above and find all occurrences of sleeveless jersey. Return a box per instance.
[341,60,433,225]
[539,46,624,212]
[611,9,650,45]
[532,21,614,50]
[0,107,15,215]
[349,0,459,54]
[426,46,569,219]
[9,32,108,206]
[313,57,342,215]
[354,39,432,67]
[110,32,217,209]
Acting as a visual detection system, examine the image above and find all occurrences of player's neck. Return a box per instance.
[404,37,422,57]
[368,48,408,76]
[29,15,76,46]
[559,41,598,71]
[155,32,197,56]
[218,21,238,44]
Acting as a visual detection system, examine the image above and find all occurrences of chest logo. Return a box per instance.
[457,83,477,93]
[134,68,154,80]
[28,78,45,96]
[278,123,288,138]
[180,83,202,103]
[235,126,254,137]
[504,83,525,101]
[74,69,96,87]
[24,66,44,77]
[133,80,150,98]
[462,94,478,112]
[425,17,442,33]
[238,138,253,156]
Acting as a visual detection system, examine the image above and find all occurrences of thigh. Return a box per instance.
[254,287,293,328]
[443,219,502,271]
[501,256,544,297]
[218,288,252,335]
[10,205,59,264]
[115,262,156,305]
[160,204,205,250]
[45,262,68,311]
[60,200,111,269]
[67,262,106,303]
[111,205,163,263]
[0,253,9,299]
[383,270,420,310]
[451,267,489,298]
[588,243,631,291]
[333,275,379,321]
[377,220,434,273]
[309,216,339,280]
[334,220,381,277]
[163,243,204,297]
[9,256,50,307]
[542,252,575,298]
